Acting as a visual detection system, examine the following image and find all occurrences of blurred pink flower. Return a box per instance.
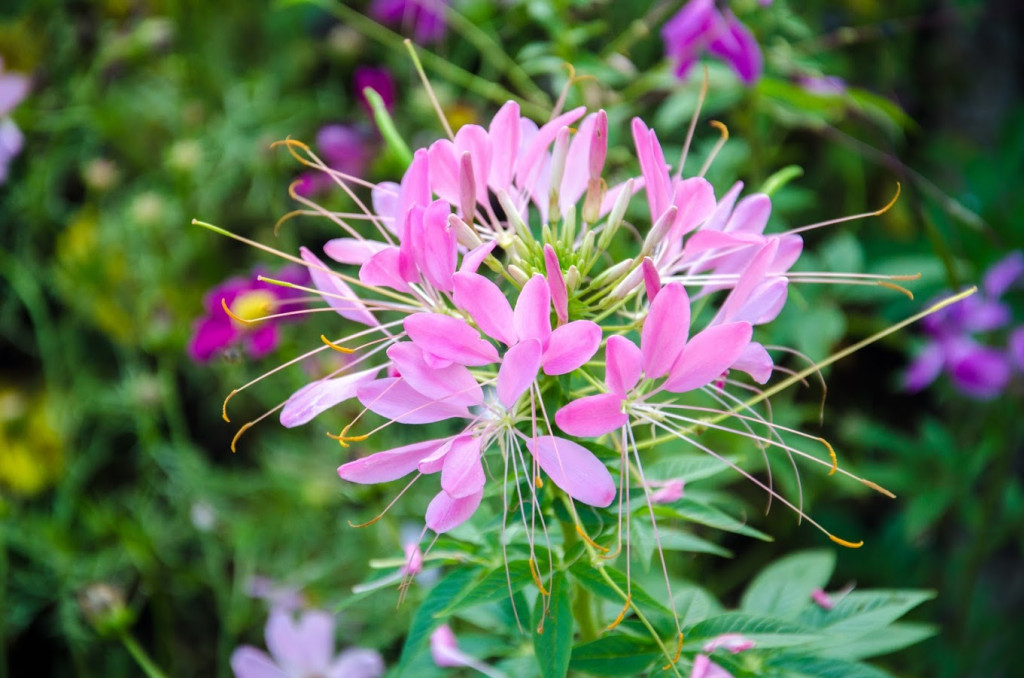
[231,608,384,678]
[0,59,30,183]
[188,265,309,363]
[430,624,503,678]
[811,587,834,610]
[369,0,448,44]
[662,0,763,85]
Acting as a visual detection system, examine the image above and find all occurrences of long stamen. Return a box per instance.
[675,65,709,181]
[697,120,729,178]
[403,40,454,140]
[784,182,901,236]
[348,474,423,528]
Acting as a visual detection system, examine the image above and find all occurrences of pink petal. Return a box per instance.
[631,118,670,224]
[514,275,552,344]
[642,257,661,303]
[371,181,400,226]
[357,377,470,423]
[691,654,734,678]
[426,139,458,204]
[230,647,288,678]
[452,272,517,346]
[323,238,389,265]
[554,394,627,438]
[425,488,484,533]
[454,124,492,204]
[641,281,691,378]
[460,240,497,274]
[605,335,642,395]
[497,338,542,408]
[395,150,431,238]
[663,322,753,393]
[541,321,602,375]
[386,342,483,408]
[280,367,382,428]
[440,436,485,499]
[266,609,333,674]
[360,246,413,292]
[188,315,238,362]
[668,177,717,241]
[415,200,457,292]
[544,245,569,326]
[326,648,385,678]
[404,313,500,366]
[527,436,616,507]
[300,247,378,326]
[338,437,449,484]
[730,341,773,384]
[488,101,521,189]
[714,240,777,323]
[724,193,771,235]
[417,436,456,474]
[558,113,597,211]
[516,106,587,195]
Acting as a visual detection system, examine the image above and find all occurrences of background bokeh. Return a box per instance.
[1,1,1022,676]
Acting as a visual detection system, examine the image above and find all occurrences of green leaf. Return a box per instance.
[569,634,660,676]
[800,589,935,639]
[818,622,938,660]
[435,560,534,617]
[533,571,573,678]
[765,654,896,678]
[629,521,732,569]
[396,568,479,673]
[740,549,836,619]
[642,455,735,484]
[655,499,773,541]
[686,612,817,649]
[568,561,675,624]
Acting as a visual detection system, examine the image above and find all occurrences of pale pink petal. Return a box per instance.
[497,338,543,408]
[460,240,497,274]
[527,436,616,507]
[323,238,389,265]
[416,199,457,292]
[554,394,627,438]
[514,274,552,344]
[724,193,771,235]
[641,282,691,378]
[427,139,459,204]
[326,648,385,678]
[702,633,755,654]
[300,247,378,326]
[440,436,485,499]
[541,321,602,375]
[404,313,500,366]
[357,377,470,423]
[731,277,789,325]
[488,101,521,189]
[452,272,517,346]
[663,322,753,393]
[544,245,569,325]
[280,367,382,427]
[429,625,498,676]
[454,124,492,204]
[360,246,413,292]
[605,335,642,395]
[713,240,777,324]
[730,341,773,384]
[230,647,288,678]
[417,436,456,474]
[683,230,763,258]
[558,113,597,211]
[338,437,449,484]
[371,182,400,228]
[395,150,431,238]
[425,488,484,533]
[265,609,333,674]
[690,654,734,678]
[668,177,717,240]
[703,181,743,233]
[517,106,587,194]
[811,588,835,611]
[631,118,670,224]
[387,342,483,407]
[651,479,685,504]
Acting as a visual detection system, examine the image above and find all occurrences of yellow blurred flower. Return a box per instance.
[0,386,64,497]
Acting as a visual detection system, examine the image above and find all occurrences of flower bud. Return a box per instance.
[79,583,132,637]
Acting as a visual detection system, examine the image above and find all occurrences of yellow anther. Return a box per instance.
[818,437,838,475]
[222,389,238,423]
[221,298,256,325]
[576,524,610,553]
[605,594,631,631]
[274,210,305,235]
[535,474,544,489]
[877,280,914,300]
[662,632,685,669]
[528,558,550,597]
[828,534,864,549]
[873,181,901,216]
[348,513,386,529]
[321,334,356,354]
[230,422,254,453]
[709,119,730,141]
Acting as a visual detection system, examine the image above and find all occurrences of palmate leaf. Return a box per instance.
[568,560,675,625]
[628,521,732,569]
[797,589,936,639]
[533,571,573,678]
[685,612,819,649]
[816,622,938,661]
[740,549,836,619]
[569,634,661,676]
[654,499,773,541]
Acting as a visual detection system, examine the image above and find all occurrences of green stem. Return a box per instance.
[120,633,169,678]
[0,527,7,678]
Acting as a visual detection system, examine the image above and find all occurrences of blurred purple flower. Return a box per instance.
[905,251,1023,399]
[246,576,306,613]
[797,74,846,96]
[369,0,448,45]
[189,265,308,363]
[429,625,504,678]
[662,0,763,86]
[355,67,396,116]
[294,124,373,197]
[0,59,30,183]
[231,608,384,678]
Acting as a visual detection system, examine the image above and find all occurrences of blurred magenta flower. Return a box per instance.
[904,251,1023,399]
[662,0,763,85]
[294,125,373,197]
[231,608,384,678]
[0,58,30,183]
[355,66,396,116]
[189,265,308,363]
[369,0,448,44]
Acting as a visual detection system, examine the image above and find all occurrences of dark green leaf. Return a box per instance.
[396,568,479,673]
[765,654,896,678]
[686,612,817,648]
[435,560,533,617]
[740,550,835,619]
[533,571,573,678]
[569,634,660,676]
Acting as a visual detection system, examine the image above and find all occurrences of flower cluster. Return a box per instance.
[904,251,1024,398]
